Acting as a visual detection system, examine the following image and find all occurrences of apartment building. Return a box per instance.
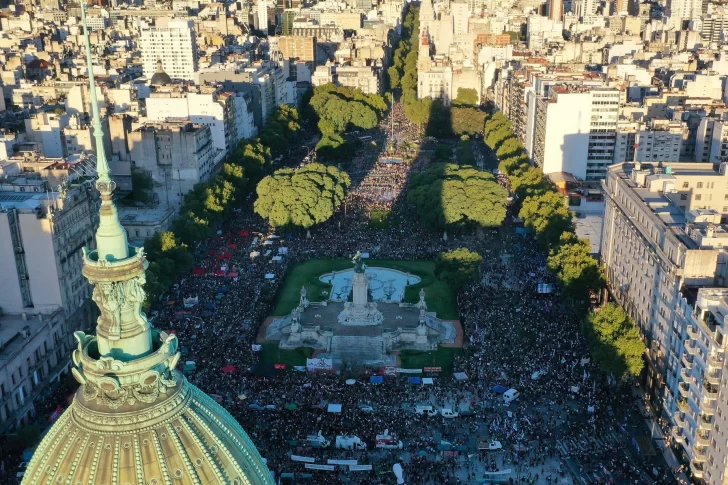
[613,120,683,163]
[145,85,237,153]
[140,20,199,81]
[0,182,97,327]
[532,85,620,180]
[278,35,316,62]
[128,121,220,211]
[0,308,74,434]
[601,163,728,475]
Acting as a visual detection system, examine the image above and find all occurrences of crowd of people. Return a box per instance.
[0,104,674,485]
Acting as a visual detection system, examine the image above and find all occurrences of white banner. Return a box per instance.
[307,358,333,372]
[251,344,262,352]
[396,368,423,374]
[291,455,315,463]
[349,465,372,471]
[327,459,358,466]
[305,464,335,471]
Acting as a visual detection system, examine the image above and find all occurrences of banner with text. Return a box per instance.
[307,358,333,372]
[349,465,373,471]
[396,368,423,374]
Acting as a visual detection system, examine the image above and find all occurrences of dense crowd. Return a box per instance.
[0,105,673,485]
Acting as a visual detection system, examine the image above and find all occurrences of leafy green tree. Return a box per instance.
[408,163,507,230]
[586,303,646,379]
[547,232,604,302]
[435,248,483,291]
[451,106,486,136]
[498,155,530,175]
[404,97,432,126]
[254,163,351,228]
[496,137,525,159]
[519,192,573,248]
[388,65,401,89]
[510,166,549,197]
[453,88,479,106]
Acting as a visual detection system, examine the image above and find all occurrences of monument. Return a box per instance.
[264,254,458,365]
[337,251,384,326]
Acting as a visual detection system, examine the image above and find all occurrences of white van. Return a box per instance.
[414,405,438,416]
[440,408,459,418]
[335,435,367,450]
[503,389,520,404]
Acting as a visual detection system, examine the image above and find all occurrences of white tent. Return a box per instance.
[453,372,468,381]
[327,403,342,413]
[422,378,434,385]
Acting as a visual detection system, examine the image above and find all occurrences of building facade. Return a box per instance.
[140,20,199,81]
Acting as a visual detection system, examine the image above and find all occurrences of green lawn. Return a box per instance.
[399,347,464,374]
[259,342,314,368]
[272,258,459,319]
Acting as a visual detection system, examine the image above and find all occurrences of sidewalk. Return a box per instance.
[633,389,690,485]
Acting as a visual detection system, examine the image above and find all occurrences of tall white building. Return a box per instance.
[665,0,702,28]
[140,20,198,81]
[601,162,728,484]
[532,85,620,180]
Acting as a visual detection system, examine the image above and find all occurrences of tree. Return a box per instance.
[586,303,646,379]
[408,163,507,230]
[403,97,432,126]
[388,65,401,89]
[510,166,549,197]
[519,192,573,248]
[496,138,525,159]
[451,106,486,136]
[547,233,604,302]
[254,163,351,228]
[453,88,479,107]
[435,248,483,291]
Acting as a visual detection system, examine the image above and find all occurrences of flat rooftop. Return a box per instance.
[0,191,56,211]
[0,313,51,366]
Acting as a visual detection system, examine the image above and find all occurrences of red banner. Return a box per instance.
[424,367,442,373]
[274,363,287,370]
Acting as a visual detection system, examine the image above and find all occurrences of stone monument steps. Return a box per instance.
[330,335,384,363]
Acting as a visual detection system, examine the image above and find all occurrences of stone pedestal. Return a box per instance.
[352,272,368,305]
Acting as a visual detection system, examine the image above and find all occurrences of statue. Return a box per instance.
[416,288,427,311]
[125,274,148,329]
[352,251,366,274]
[300,286,309,308]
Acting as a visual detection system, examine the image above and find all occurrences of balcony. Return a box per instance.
[683,354,694,369]
[706,371,721,386]
[687,326,700,340]
[696,432,711,447]
[677,397,689,412]
[691,461,705,479]
[681,367,692,381]
[679,382,690,398]
[693,446,708,462]
[703,385,719,400]
[708,354,724,368]
[699,415,714,431]
[685,341,697,355]
[674,412,686,427]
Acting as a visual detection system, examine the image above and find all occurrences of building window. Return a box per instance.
[696,194,702,200]
[683,182,689,189]
[681,194,688,200]
[698,182,704,188]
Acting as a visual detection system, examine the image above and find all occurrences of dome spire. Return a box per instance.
[80,0,128,263]
[80,0,152,360]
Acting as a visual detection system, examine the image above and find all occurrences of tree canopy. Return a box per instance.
[435,248,483,292]
[586,303,646,379]
[453,88,479,106]
[519,191,573,248]
[547,232,604,302]
[408,163,507,230]
[254,163,351,228]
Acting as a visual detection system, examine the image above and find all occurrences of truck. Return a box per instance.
[375,430,403,449]
[335,435,367,450]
